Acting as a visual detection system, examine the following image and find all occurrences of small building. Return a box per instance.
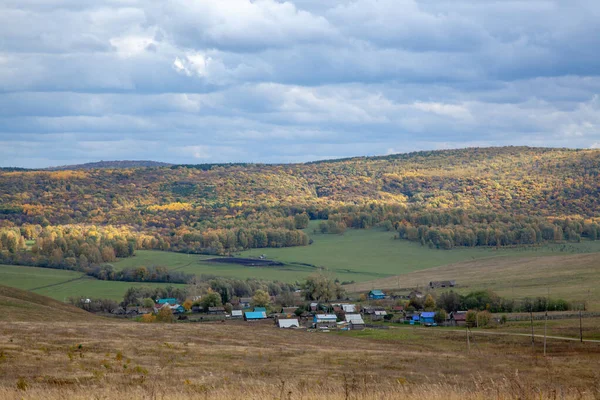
[392,305,404,312]
[368,290,386,300]
[231,310,243,318]
[345,314,365,330]
[342,304,356,313]
[420,311,436,325]
[310,302,319,312]
[278,319,300,328]
[244,311,267,321]
[450,311,467,326]
[372,310,388,321]
[254,307,267,313]
[429,280,456,289]
[169,304,185,314]
[239,297,252,308]
[313,314,337,329]
[157,298,178,305]
[191,305,202,313]
[208,306,226,315]
[409,290,424,299]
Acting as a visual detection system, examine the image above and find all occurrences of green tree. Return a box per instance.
[251,290,270,308]
[424,294,436,311]
[199,290,222,311]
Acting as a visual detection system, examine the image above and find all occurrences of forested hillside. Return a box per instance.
[1,147,599,274]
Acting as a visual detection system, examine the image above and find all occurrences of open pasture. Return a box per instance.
[0,264,185,302]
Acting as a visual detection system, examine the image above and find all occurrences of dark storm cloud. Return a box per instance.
[0,0,599,167]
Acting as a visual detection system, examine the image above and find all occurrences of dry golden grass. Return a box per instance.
[0,286,599,399]
[348,253,600,310]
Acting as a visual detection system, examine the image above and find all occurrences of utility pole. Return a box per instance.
[579,309,583,343]
[544,287,548,357]
[530,310,535,353]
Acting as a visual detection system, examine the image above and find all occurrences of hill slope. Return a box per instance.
[0,285,93,322]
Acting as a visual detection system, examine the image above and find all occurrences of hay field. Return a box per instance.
[347,253,600,310]
[0,287,599,399]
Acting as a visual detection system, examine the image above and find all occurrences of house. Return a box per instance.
[239,297,252,308]
[429,280,456,289]
[410,314,420,324]
[450,311,467,326]
[342,304,356,313]
[310,302,318,312]
[372,310,388,321]
[244,311,267,321]
[420,311,436,325]
[231,310,243,318]
[254,307,267,313]
[392,305,404,312]
[409,290,424,299]
[278,319,300,328]
[313,314,337,329]
[368,290,386,300]
[157,298,178,305]
[169,304,185,314]
[361,305,385,315]
[345,314,365,330]
[208,306,226,315]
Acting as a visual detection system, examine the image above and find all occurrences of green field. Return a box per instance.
[3,221,600,302]
[0,264,185,301]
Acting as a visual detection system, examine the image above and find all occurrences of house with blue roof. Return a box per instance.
[244,311,267,321]
[368,290,385,300]
[157,298,178,305]
[254,307,267,313]
[420,312,436,325]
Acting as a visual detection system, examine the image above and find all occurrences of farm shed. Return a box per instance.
[244,311,267,321]
[208,307,226,314]
[429,280,456,289]
[420,312,436,325]
[313,314,337,329]
[345,314,365,330]
[368,290,386,300]
[372,310,388,321]
[278,319,300,328]
[450,311,467,326]
[231,310,243,318]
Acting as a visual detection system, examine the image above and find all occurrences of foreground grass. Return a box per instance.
[0,319,598,399]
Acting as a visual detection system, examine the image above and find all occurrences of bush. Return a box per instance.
[434,310,447,324]
[140,314,156,323]
[155,307,174,323]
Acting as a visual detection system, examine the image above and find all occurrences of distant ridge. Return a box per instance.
[46,160,173,171]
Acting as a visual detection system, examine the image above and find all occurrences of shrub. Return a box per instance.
[140,314,156,323]
[155,307,174,323]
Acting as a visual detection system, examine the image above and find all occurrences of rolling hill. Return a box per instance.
[0,285,93,322]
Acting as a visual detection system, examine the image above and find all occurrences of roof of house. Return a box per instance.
[453,312,467,321]
[245,311,267,319]
[314,314,337,321]
[231,310,243,316]
[345,314,365,324]
[208,306,225,311]
[421,312,436,318]
[374,310,387,316]
[254,307,267,312]
[240,297,252,303]
[157,298,177,304]
[369,290,385,296]
[278,319,300,328]
[341,304,356,312]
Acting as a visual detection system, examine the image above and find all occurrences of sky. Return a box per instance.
[1,0,599,168]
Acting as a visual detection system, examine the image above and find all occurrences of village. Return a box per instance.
[101,285,470,331]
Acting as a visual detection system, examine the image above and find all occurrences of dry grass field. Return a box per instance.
[1,287,599,399]
[348,253,600,311]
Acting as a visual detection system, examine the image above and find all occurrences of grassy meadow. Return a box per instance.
[3,221,600,303]
[0,264,185,301]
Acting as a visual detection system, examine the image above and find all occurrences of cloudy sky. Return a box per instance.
[1,0,599,167]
